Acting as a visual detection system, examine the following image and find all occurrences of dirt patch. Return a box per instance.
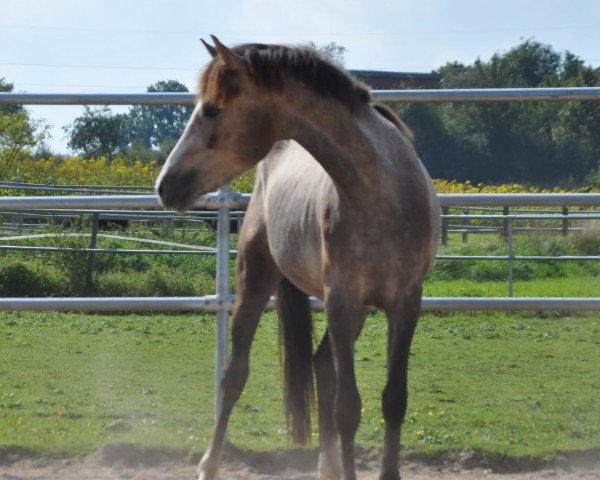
[1,444,599,479]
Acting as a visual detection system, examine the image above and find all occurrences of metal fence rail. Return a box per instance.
[0,181,152,195]
[1,295,599,313]
[2,87,600,105]
[1,192,599,210]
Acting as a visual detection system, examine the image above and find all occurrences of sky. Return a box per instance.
[2,0,600,153]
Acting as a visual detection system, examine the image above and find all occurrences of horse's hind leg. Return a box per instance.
[198,227,280,480]
[314,332,341,480]
[325,292,366,480]
[380,287,422,480]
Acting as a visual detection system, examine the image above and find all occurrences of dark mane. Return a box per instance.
[373,103,414,141]
[203,43,371,108]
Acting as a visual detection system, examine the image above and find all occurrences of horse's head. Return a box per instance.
[156,36,276,211]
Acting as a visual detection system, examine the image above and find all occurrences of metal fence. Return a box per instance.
[1,191,599,312]
[2,88,600,413]
[1,193,599,296]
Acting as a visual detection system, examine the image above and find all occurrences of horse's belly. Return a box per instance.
[274,253,324,300]
[260,140,338,298]
[267,218,325,299]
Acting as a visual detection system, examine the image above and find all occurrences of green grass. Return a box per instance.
[1,226,598,459]
[424,277,600,297]
[1,310,599,459]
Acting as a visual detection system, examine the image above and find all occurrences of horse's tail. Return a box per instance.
[277,277,314,445]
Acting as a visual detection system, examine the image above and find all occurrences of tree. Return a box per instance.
[308,41,347,66]
[0,78,49,179]
[0,78,22,115]
[64,106,129,160]
[126,80,193,150]
[405,40,600,184]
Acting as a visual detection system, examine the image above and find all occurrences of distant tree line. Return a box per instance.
[63,79,193,164]
[396,40,600,186]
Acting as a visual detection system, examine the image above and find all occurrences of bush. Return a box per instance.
[430,234,574,282]
[94,267,214,297]
[572,231,600,256]
[9,155,159,187]
[0,261,67,296]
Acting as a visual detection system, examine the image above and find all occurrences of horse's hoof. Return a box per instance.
[318,474,341,480]
[318,466,341,480]
[378,471,401,480]
[318,448,342,480]
[197,451,220,480]
[198,467,218,480]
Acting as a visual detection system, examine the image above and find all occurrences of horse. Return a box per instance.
[156,36,440,480]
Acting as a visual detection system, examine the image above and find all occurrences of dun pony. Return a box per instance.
[156,36,440,480]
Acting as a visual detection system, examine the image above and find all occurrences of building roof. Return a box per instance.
[350,70,441,89]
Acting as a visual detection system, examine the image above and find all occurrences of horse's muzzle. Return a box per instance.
[156,170,197,212]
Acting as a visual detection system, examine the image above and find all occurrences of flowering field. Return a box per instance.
[4,155,597,193]
[10,156,158,187]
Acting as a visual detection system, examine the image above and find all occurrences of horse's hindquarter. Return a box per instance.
[319,120,439,307]
[257,139,438,306]
[322,194,436,308]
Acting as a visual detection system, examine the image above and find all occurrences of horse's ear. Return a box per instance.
[211,35,245,70]
[201,38,217,58]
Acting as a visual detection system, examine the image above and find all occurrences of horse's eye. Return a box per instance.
[202,104,221,118]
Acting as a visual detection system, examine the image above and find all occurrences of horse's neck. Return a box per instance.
[274,90,394,200]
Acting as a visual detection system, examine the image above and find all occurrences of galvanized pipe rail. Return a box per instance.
[1,192,599,210]
[372,87,600,103]
[0,208,240,223]
[1,296,599,313]
[0,192,251,210]
[1,181,152,191]
[2,87,600,105]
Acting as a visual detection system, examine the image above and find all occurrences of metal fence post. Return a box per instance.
[441,207,449,246]
[215,185,231,422]
[502,206,510,238]
[507,217,514,297]
[85,212,99,294]
[562,206,569,236]
[462,208,469,243]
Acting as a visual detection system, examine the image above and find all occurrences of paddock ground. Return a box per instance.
[1,444,599,479]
